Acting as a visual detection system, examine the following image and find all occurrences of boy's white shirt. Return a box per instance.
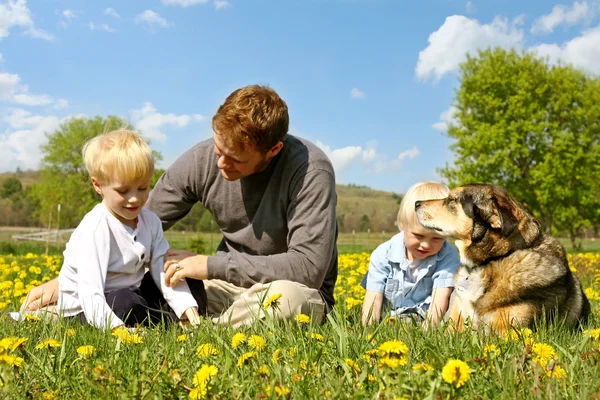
[57,202,197,329]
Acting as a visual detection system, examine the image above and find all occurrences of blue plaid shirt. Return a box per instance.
[361,231,459,318]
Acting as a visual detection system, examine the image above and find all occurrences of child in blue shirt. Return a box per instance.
[361,181,460,328]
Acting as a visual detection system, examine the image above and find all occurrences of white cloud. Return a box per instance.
[214,0,231,10]
[465,1,474,13]
[134,10,170,29]
[58,9,77,28]
[130,102,205,142]
[0,108,63,172]
[350,87,365,99]
[531,1,592,35]
[0,53,3,62]
[0,0,53,41]
[53,98,69,109]
[315,140,419,175]
[161,0,209,7]
[0,71,64,106]
[104,8,120,19]
[89,22,116,33]
[432,105,458,132]
[415,15,524,82]
[529,26,600,75]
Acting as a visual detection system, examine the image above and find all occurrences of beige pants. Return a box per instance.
[204,279,327,328]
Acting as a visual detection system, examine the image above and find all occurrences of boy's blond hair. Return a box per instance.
[397,181,450,230]
[82,129,154,184]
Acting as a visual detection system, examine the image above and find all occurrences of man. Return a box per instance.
[22,85,339,327]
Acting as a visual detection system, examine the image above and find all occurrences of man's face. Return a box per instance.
[213,133,277,181]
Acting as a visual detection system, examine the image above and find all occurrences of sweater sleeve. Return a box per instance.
[206,168,337,290]
[76,222,124,329]
[148,214,198,317]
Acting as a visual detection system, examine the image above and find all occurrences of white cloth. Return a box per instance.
[58,202,197,329]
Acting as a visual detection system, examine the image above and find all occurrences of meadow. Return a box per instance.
[0,251,599,399]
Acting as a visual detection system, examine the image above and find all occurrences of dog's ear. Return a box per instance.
[474,198,519,237]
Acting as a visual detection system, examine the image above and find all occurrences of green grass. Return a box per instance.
[0,252,599,399]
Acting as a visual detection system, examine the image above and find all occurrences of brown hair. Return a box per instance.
[212,85,289,153]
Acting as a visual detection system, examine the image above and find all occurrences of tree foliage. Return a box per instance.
[27,116,163,228]
[439,47,600,249]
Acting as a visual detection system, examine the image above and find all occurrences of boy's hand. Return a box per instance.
[361,290,384,325]
[20,279,59,312]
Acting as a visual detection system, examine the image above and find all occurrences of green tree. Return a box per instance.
[1,177,23,200]
[28,116,163,228]
[439,47,600,248]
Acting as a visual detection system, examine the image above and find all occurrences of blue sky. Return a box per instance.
[1,0,599,193]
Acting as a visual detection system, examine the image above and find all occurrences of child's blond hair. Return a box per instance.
[397,181,450,230]
[82,129,154,184]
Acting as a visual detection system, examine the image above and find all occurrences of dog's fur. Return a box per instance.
[415,184,590,334]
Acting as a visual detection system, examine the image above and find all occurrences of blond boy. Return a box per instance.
[361,181,459,328]
[56,129,204,330]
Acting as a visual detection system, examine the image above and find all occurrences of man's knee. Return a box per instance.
[262,280,326,323]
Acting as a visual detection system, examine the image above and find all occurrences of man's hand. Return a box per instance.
[20,279,59,312]
[164,249,208,287]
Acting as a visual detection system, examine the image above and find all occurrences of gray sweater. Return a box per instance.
[146,135,338,307]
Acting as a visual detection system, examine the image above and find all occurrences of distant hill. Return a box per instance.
[0,171,401,233]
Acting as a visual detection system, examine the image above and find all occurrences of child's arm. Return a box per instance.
[149,213,200,324]
[424,287,453,329]
[362,290,384,325]
[361,240,393,325]
[76,224,126,329]
[424,242,460,329]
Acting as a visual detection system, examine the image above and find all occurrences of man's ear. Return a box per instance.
[268,141,284,158]
[91,177,103,196]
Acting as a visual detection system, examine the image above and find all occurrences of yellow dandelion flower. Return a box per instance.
[231,333,246,349]
[547,365,567,379]
[308,333,324,342]
[196,344,219,358]
[248,335,266,351]
[24,314,41,322]
[378,355,407,370]
[362,349,379,363]
[66,329,76,337]
[532,343,556,368]
[378,340,409,357]
[441,359,471,389]
[0,337,28,352]
[36,339,61,349]
[177,334,188,342]
[412,362,434,371]
[111,328,143,344]
[0,354,24,368]
[237,351,257,367]
[192,364,218,387]
[42,391,58,400]
[295,314,311,324]
[189,385,207,400]
[256,365,269,376]
[266,385,291,397]
[272,349,282,363]
[584,328,600,340]
[344,358,361,375]
[76,345,95,359]
[483,344,500,357]
[263,293,283,309]
[288,347,297,357]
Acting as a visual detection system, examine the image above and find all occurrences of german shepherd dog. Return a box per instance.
[415,184,590,334]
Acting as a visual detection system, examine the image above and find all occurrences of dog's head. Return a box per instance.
[415,184,541,267]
